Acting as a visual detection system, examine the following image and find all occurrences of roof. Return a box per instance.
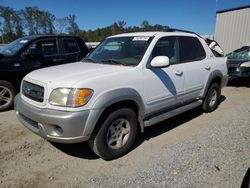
[216,5,250,14]
[20,35,80,41]
[109,32,159,38]
[109,30,199,38]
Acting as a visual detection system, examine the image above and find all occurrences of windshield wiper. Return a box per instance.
[100,59,129,66]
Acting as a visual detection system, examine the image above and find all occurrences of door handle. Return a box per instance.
[53,58,63,62]
[205,65,211,70]
[174,70,183,76]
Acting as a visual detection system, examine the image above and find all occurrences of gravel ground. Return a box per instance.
[0,85,249,188]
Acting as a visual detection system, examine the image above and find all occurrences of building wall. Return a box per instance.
[214,7,250,54]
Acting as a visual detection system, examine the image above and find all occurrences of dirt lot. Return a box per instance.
[0,85,250,188]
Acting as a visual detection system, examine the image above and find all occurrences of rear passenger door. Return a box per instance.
[61,38,81,63]
[179,36,210,101]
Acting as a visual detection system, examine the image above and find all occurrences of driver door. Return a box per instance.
[142,36,185,116]
[21,38,60,78]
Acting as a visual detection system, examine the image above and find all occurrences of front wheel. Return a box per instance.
[0,81,16,112]
[88,107,138,160]
[202,83,221,113]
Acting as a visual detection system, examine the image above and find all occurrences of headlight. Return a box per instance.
[49,88,93,107]
[240,61,250,67]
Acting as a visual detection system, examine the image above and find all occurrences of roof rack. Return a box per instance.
[167,28,203,38]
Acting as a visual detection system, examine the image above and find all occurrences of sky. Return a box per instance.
[1,0,250,35]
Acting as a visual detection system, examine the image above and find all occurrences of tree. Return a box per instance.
[0,6,16,41]
[21,7,36,35]
[141,20,150,31]
[0,5,171,43]
[118,20,126,32]
[21,7,56,35]
[12,10,23,38]
[43,11,55,34]
[0,21,4,43]
[56,17,69,34]
[67,14,80,35]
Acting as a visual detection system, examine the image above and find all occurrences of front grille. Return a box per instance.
[228,67,237,73]
[22,81,44,102]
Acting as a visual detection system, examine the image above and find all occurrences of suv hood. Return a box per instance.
[25,62,133,86]
[227,59,245,66]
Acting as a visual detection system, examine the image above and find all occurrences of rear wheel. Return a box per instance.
[88,107,138,160]
[0,81,16,112]
[202,82,220,113]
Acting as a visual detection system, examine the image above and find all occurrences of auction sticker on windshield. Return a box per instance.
[132,37,150,41]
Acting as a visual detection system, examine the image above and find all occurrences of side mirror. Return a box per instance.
[150,56,170,68]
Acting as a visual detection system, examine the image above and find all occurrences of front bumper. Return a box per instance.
[14,94,90,143]
[228,66,250,78]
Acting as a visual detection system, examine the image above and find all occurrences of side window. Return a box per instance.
[63,39,79,53]
[28,39,58,56]
[179,36,206,62]
[152,36,179,65]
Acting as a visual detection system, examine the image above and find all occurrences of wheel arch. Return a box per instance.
[84,88,146,138]
[0,78,20,92]
[202,70,223,98]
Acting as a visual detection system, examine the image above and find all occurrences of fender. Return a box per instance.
[83,88,146,137]
[92,88,145,111]
[201,70,223,98]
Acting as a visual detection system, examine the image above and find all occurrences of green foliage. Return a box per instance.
[0,6,170,43]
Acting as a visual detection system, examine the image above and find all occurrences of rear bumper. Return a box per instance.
[14,94,90,143]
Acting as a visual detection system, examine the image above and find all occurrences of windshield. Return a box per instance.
[85,36,153,66]
[0,38,30,56]
[227,46,250,61]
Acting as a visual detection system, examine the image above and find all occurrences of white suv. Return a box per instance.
[15,31,228,160]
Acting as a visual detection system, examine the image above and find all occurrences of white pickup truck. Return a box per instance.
[15,31,228,160]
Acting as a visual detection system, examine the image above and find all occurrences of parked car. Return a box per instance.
[227,46,250,84]
[0,35,89,111]
[15,31,228,160]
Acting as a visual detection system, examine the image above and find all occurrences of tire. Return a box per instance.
[88,107,138,160]
[0,80,16,112]
[202,82,221,113]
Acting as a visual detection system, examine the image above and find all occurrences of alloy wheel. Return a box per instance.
[0,86,12,108]
[106,118,131,150]
[209,88,218,107]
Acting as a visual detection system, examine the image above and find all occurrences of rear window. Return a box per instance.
[63,39,79,53]
[179,36,206,63]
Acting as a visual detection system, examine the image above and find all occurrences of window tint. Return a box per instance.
[63,39,79,53]
[179,36,205,62]
[152,36,179,64]
[28,39,58,56]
